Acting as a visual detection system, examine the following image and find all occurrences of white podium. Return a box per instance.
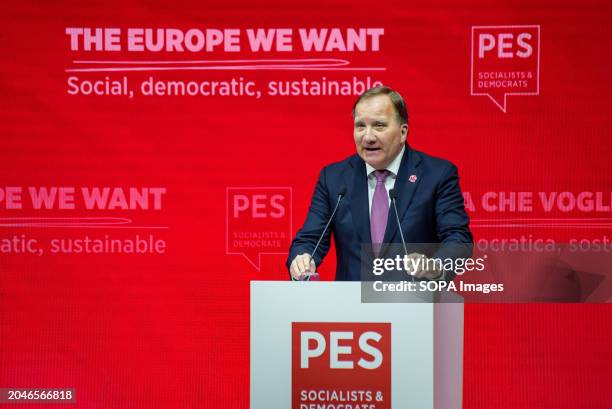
[251,281,463,409]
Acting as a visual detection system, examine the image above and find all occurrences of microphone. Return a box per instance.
[296,186,347,281]
[388,188,414,281]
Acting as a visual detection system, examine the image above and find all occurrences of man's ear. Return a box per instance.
[401,124,409,141]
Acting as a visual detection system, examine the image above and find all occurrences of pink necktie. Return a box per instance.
[370,170,390,255]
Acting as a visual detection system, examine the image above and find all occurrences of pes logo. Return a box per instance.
[292,322,391,409]
[471,25,540,112]
[226,187,292,271]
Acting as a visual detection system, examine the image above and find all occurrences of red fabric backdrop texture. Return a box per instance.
[1,1,611,408]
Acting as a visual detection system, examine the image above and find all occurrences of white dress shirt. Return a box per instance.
[365,145,405,214]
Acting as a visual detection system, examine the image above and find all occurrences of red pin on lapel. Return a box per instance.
[409,174,417,183]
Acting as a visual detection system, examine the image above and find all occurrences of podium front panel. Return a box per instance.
[251,281,441,409]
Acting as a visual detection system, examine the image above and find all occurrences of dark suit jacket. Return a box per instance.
[287,145,473,281]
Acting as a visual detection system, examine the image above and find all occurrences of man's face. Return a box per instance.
[353,95,408,170]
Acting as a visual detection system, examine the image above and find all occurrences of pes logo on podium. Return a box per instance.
[292,322,391,409]
[471,25,540,112]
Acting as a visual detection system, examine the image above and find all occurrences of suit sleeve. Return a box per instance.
[286,167,333,272]
[432,163,474,280]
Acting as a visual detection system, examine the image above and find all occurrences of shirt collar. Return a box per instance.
[365,145,405,177]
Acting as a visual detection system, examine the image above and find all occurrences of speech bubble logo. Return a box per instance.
[226,187,292,271]
[471,25,540,112]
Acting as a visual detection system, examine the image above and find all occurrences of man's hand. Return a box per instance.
[404,253,444,280]
[290,253,316,280]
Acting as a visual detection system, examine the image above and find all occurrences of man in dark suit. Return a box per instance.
[287,86,473,281]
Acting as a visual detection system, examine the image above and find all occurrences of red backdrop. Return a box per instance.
[1,1,611,408]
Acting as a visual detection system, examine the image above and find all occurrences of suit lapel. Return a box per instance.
[348,155,371,246]
[381,146,422,256]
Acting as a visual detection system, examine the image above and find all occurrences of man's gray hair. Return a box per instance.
[352,86,408,125]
